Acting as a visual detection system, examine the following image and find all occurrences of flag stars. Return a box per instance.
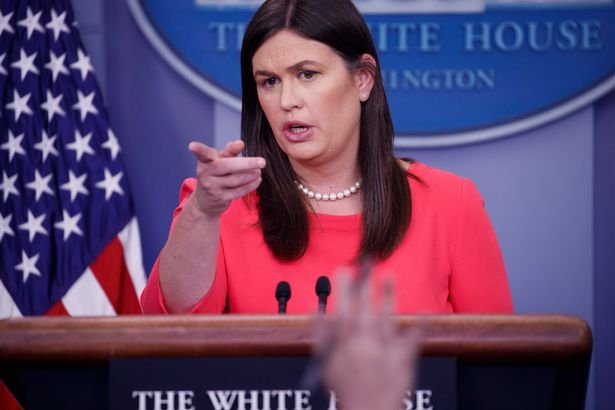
[0,171,19,201]
[70,49,94,81]
[0,11,15,37]
[34,130,59,163]
[96,168,124,200]
[41,90,65,121]
[46,9,70,41]
[0,212,15,242]
[17,7,44,40]
[61,170,88,201]
[72,90,98,121]
[54,209,83,241]
[11,49,39,81]
[66,130,95,161]
[26,170,54,201]
[5,89,33,121]
[18,210,48,242]
[15,251,41,283]
[1,130,26,161]
[45,51,69,82]
[103,129,121,160]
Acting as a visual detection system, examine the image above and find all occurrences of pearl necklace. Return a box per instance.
[295,179,362,201]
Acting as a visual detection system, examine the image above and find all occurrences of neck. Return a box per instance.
[290,160,361,195]
[289,160,362,216]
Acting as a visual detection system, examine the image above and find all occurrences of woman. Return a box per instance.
[141,0,513,314]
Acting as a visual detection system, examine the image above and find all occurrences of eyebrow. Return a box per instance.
[253,60,325,77]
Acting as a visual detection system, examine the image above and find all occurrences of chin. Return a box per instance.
[283,145,323,163]
[288,154,320,164]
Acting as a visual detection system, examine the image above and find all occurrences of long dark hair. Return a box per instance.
[240,0,412,261]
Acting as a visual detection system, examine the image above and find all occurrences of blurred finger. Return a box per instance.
[220,140,245,158]
[204,169,262,189]
[334,270,355,340]
[355,256,372,289]
[201,157,266,176]
[357,268,372,318]
[381,277,395,315]
[313,314,334,355]
[188,141,220,163]
[379,277,396,340]
[335,270,352,317]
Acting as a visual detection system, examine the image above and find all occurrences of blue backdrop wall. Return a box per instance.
[72,1,614,409]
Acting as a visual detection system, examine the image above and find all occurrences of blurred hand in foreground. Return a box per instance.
[318,271,422,410]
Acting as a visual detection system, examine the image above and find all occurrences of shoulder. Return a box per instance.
[404,161,487,226]
[406,161,474,200]
[406,161,463,184]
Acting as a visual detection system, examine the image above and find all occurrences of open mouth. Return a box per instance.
[283,122,313,142]
[289,125,309,134]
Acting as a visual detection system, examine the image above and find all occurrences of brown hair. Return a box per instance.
[240,0,412,261]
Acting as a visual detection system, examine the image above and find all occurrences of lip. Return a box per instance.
[282,121,314,142]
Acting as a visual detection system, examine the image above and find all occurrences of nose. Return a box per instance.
[279,81,302,111]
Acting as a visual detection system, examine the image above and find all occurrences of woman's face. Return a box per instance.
[252,30,372,170]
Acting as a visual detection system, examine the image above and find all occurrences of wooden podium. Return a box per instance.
[0,315,591,410]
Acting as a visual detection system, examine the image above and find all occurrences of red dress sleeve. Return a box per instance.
[140,179,228,314]
[449,179,513,313]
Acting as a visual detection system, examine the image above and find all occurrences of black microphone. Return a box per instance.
[275,281,291,314]
[315,276,331,314]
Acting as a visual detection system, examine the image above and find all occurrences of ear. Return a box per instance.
[354,54,376,103]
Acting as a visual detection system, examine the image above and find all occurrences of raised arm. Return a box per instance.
[157,140,265,313]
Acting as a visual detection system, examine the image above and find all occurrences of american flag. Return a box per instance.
[0,0,146,318]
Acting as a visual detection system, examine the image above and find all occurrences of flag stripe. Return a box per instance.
[0,280,22,317]
[90,235,141,314]
[0,381,22,410]
[118,217,147,298]
[61,268,116,316]
[45,300,70,316]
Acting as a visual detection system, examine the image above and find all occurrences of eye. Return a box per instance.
[299,70,318,81]
[261,77,279,89]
